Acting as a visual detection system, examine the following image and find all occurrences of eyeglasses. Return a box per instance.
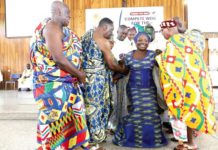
[159,29,164,32]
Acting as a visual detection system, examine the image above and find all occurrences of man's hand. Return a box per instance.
[78,71,86,84]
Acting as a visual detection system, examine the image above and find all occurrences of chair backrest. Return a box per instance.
[10,74,21,81]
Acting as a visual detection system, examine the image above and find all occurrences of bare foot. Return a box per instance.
[174,144,187,150]
[74,147,84,150]
[96,147,106,150]
[183,143,198,150]
[105,129,115,135]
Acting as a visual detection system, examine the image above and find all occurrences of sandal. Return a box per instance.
[90,146,106,150]
[90,144,106,150]
[105,129,115,135]
[183,144,198,150]
[96,147,106,150]
[174,144,188,150]
[171,137,179,142]
[165,128,173,134]
[75,147,84,150]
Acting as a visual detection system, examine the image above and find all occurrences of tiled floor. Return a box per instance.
[0,90,218,150]
[0,90,37,120]
[0,119,218,150]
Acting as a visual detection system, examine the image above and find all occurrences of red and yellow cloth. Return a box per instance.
[156,33,216,134]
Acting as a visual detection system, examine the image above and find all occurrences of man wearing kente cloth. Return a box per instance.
[81,18,126,146]
[156,19,216,150]
[30,1,89,150]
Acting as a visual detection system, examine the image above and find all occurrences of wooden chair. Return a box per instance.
[5,73,21,90]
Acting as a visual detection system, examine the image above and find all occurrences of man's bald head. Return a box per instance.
[117,25,128,41]
[51,1,69,16]
[50,1,70,26]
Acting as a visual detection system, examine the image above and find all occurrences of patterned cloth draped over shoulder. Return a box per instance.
[156,33,216,134]
[30,18,90,150]
[81,29,113,144]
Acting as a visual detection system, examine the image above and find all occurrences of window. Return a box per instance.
[5,0,62,38]
[187,0,218,32]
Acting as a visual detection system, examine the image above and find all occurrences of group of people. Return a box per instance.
[18,63,33,91]
[0,64,33,91]
[30,1,216,150]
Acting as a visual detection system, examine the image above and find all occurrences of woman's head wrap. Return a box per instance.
[133,32,151,43]
[134,24,155,42]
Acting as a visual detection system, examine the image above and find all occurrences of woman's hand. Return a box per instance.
[119,53,126,60]
[155,49,162,56]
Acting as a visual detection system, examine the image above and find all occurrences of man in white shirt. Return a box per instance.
[111,25,129,60]
[18,63,33,91]
[126,27,137,51]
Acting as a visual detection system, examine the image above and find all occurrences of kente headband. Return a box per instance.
[160,20,177,29]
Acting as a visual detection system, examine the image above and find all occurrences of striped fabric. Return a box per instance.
[81,29,113,144]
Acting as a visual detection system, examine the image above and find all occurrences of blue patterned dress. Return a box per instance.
[113,50,168,148]
[81,29,113,144]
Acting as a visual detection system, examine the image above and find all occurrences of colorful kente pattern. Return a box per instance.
[156,34,216,134]
[30,18,90,150]
[81,29,113,144]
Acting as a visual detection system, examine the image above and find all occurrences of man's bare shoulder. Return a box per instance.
[98,38,111,52]
[43,21,62,36]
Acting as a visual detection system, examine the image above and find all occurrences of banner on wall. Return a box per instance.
[85,7,166,50]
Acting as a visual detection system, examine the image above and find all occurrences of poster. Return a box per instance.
[85,7,166,50]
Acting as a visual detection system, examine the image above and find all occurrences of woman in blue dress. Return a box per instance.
[113,31,168,148]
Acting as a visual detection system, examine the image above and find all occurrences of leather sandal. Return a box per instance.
[183,144,198,150]
[174,144,188,150]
